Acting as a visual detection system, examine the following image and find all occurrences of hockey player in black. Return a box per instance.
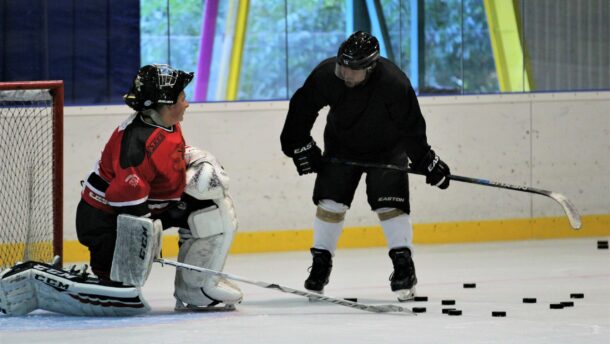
[280,31,451,301]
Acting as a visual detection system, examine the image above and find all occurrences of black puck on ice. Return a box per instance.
[550,303,564,309]
[448,309,462,316]
[463,283,476,288]
[598,243,609,249]
[492,311,506,317]
[570,293,584,299]
[343,298,358,302]
[412,307,426,313]
[442,308,456,314]
[523,297,537,303]
[597,240,608,245]
[560,301,574,307]
[441,300,456,305]
[413,296,428,302]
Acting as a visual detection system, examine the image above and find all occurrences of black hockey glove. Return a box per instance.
[292,140,322,175]
[414,150,450,189]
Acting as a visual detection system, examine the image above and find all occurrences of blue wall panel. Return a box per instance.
[1,0,139,105]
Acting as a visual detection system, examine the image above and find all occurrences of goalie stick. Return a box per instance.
[327,158,581,230]
[154,258,414,315]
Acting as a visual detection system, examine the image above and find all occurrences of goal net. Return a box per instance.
[0,81,63,269]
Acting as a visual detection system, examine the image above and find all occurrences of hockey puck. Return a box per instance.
[492,311,506,317]
[597,240,608,245]
[448,309,462,316]
[441,300,456,305]
[570,293,584,299]
[442,308,456,314]
[343,298,358,302]
[560,301,574,307]
[550,303,564,309]
[414,296,428,302]
[412,307,426,313]
[598,244,609,250]
[463,283,476,288]
[523,297,537,303]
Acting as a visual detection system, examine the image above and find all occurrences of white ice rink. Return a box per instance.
[1,237,609,343]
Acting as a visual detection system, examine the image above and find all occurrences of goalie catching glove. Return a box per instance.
[413,149,451,189]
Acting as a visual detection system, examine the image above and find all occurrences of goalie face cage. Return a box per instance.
[0,81,63,269]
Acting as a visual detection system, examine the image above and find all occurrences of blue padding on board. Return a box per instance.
[47,3,75,102]
[1,0,139,105]
[2,0,45,80]
[73,0,110,104]
[108,0,140,104]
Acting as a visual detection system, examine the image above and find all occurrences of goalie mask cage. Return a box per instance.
[0,81,63,269]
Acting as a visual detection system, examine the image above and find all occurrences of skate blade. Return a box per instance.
[306,290,324,302]
[395,287,416,302]
[174,303,236,312]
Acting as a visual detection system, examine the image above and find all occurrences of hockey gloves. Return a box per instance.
[292,140,322,175]
[414,149,450,189]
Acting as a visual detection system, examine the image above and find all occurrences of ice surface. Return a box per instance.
[1,237,608,343]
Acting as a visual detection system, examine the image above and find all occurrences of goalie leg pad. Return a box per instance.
[174,198,242,307]
[1,262,150,316]
[110,214,162,287]
[0,266,38,316]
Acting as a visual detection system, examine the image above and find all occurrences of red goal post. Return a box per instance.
[0,81,63,268]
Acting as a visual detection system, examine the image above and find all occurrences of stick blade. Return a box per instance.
[549,193,582,230]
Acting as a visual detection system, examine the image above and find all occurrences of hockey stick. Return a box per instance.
[327,158,581,230]
[154,258,414,315]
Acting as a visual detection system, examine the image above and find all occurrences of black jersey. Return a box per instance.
[281,57,430,164]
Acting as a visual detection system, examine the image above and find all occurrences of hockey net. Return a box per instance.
[0,81,63,269]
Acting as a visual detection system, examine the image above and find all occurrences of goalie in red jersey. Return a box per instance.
[0,64,241,317]
[77,64,242,312]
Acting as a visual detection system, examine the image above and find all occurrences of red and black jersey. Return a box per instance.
[82,113,186,216]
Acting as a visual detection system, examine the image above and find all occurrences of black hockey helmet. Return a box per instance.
[124,64,194,111]
[336,31,380,70]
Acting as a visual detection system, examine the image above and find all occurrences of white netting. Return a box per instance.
[0,89,55,268]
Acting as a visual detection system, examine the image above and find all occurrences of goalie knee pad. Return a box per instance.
[0,261,149,316]
[174,197,242,307]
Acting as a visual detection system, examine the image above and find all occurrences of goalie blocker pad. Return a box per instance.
[0,261,149,316]
[110,214,162,287]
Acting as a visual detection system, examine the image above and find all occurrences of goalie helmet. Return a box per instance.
[124,64,194,111]
[336,31,380,70]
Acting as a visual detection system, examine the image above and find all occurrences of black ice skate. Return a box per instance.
[304,248,333,296]
[388,247,418,302]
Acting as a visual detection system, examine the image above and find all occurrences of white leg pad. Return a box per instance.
[174,197,242,307]
[1,262,149,316]
[111,214,162,287]
[0,267,38,315]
